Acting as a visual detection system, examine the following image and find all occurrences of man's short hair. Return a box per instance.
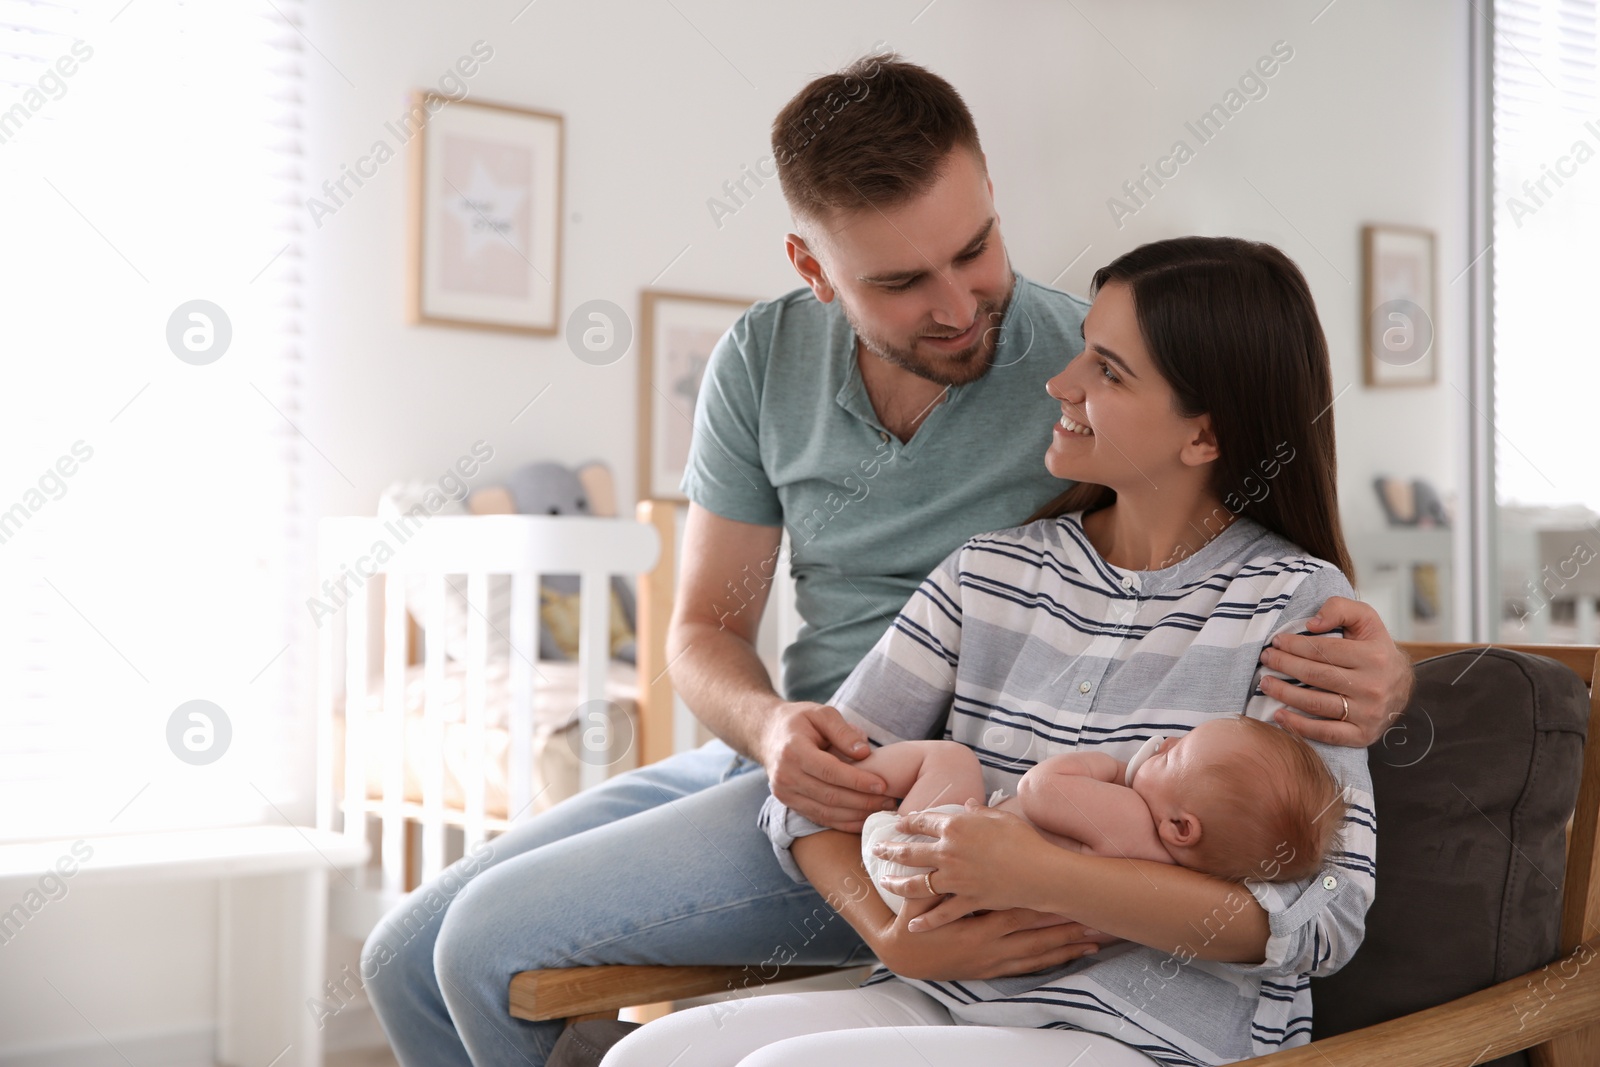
[771,51,984,225]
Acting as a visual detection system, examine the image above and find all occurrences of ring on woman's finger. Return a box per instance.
[1339,693,1350,722]
[924,871,938,896]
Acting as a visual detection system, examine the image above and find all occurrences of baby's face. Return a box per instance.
[1129,718,1253,818]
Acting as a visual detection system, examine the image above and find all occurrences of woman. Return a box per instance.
[602,237,1376,1067]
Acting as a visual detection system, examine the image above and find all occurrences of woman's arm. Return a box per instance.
[1240,573,1379,978]
[791,828,1104,980]
[871,805,1270,963]
[872,566,1377,978]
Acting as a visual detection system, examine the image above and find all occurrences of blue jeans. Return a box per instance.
[362,739,877,1067]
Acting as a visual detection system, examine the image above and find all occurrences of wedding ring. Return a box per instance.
[924,871,938,897]
[1339,694,1351,723]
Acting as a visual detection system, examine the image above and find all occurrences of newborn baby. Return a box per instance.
[855,715,1345,916]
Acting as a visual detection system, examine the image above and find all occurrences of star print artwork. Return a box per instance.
[408,95,562,333]
[439,135,534,298]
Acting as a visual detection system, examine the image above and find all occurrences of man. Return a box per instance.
[363,54,1411,1067]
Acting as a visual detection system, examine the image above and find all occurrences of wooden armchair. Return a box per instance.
[510,641,1600,1067]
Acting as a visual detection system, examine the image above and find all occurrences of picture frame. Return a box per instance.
[638,290,755,501]
[407,93,563,335]
[1362,224,1437,387]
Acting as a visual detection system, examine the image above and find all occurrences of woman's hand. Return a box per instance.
[757,702,895,832]
[1260,595,1414,748]
[871,802,1067,932]
[874,894,1103,981]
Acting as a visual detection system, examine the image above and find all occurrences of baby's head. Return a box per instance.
[1130,716,1344,883]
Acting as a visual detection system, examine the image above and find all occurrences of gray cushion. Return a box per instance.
[1311,648,1589,1066]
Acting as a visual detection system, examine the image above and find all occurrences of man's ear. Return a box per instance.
[1180,414,1221,468]
[1162,811,1202,849]
[785,231,835,303]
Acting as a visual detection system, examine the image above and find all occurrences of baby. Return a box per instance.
[854,715,1346,916]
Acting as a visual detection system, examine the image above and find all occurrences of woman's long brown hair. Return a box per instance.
[1028,236,1354,581]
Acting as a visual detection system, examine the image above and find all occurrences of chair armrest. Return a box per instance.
[509,964,855,1022]
[1232,938,1600,1065]
[510,945,1600,1062]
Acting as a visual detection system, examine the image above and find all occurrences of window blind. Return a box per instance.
[0,0,304,840]
[1491,0,1600,512]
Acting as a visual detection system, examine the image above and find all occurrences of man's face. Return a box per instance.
[795,149,1014,387]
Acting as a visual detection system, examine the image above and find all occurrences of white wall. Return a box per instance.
[295,0,1467,530]
[1,0,1468,1058]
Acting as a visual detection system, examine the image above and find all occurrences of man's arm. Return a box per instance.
[668,503,892,828]
[665,502,785,759]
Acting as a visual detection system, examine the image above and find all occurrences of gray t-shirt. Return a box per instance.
[680,273,1090,705]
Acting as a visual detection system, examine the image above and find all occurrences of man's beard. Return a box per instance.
[842,276,1016,388]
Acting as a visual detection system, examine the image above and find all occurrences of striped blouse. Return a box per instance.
[758,510,1377,1066]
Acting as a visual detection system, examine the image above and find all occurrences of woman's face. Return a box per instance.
[1043,280,1214,489]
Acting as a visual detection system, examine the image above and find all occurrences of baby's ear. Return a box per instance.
[1164,812,1202,848]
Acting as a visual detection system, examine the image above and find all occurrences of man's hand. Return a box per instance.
[757,703,895,832]
[874,894,1102,981]
[1260,594,1414,748]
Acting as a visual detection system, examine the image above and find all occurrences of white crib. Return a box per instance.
[315,506,678,933]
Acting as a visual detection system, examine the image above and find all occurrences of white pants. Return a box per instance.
[599,979,1159,1067]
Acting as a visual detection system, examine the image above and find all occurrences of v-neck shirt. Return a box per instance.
[680,274,1090,705]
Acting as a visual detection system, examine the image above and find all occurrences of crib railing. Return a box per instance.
[315,514,660,903]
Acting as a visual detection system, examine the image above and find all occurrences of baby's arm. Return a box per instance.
[1016,753,1174,864]
[841,740,987,814]
[1028,750,1125,785]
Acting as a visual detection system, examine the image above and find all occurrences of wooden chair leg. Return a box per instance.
[627,1001,673,1025]
[403,817,418,892]
[1532,1022,1600,1067]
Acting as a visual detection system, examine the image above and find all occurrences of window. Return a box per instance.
[1490,0,1600,644]
[0,0,304,839]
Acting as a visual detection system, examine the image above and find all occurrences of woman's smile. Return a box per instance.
[1055,412,1094,437]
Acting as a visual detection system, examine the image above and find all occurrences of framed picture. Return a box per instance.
[1362,224,1437,387]
[638,290,754,501]
[407,93,563,334]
